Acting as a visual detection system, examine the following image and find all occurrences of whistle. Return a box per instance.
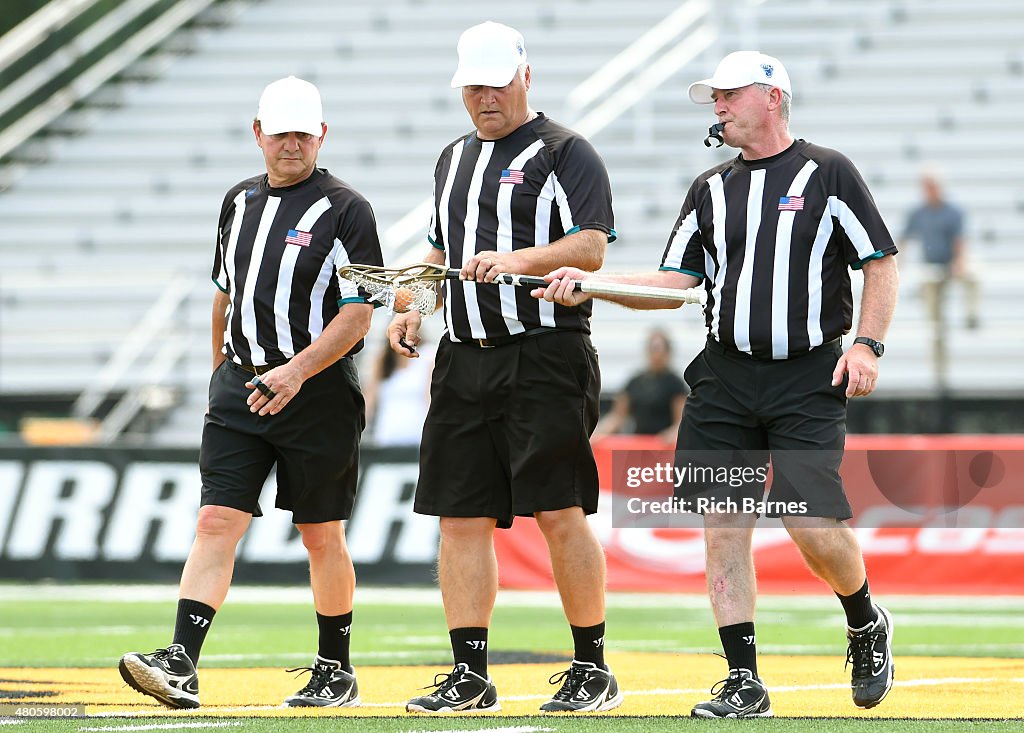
[704,122,725,148]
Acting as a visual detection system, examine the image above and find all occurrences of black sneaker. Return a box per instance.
[118,644,200,709]
[539,660,623,712]
[691,669,773,718]
[406,662,500,713]
[283,655,360,707]
[847,605,895,708]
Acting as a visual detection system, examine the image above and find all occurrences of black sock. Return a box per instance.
[571,622,606,669]
[719,622,757,677]
[450,627,488,677]
[837,580,878,630]
[172,599,216,665]
[316,611,353,670]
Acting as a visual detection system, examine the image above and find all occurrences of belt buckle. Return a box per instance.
[477,338,494,348]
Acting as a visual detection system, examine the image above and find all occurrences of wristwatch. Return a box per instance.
[853,336,884,358]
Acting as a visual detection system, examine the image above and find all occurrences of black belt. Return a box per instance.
[706,336,841,361]
[231,359,289,376]
[455,326,560,348]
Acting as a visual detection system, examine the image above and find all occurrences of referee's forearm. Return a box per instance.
[211,290,230,370]
[855,255,899,340]
[515,229,606,275]
[290,304,373,380]
[589,270,702,311]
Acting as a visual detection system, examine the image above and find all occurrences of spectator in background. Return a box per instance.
[594,328,688,443]
[902,167,981,329]
[902,167,981,383]
[364,335,434,447]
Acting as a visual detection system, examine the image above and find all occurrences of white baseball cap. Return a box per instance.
[256,76,324,135]
[687,51,792,104]
[450,21,528,88]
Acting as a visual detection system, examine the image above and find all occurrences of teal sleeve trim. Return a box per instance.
[660,266,705,279]
[428,235,444,251]
[566,224,616,243]
[212,276,228,294]
[851,250,886,270]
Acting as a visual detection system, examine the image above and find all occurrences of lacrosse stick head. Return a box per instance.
[337,263,447,316]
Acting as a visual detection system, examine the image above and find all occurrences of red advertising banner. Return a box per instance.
[493,435,1024,594]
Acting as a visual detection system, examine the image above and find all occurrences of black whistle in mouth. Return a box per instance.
[704,122,725,148]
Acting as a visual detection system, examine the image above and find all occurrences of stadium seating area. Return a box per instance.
[0,0,1021,443]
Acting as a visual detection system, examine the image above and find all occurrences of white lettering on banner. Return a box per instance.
[103,463,201,562]
[241,474,308,562]
[917,517,990,554]
[347,463,438,563]
[605,526,708,574]
[7,461,116,560]
[855,507,1024,555]
[0,461,25,550]
[988,509,1024,554]
[853,510,917,554]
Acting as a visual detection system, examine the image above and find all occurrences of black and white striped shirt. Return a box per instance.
[661,140,897,359]
[212,168,383,366]
[429,113,615,341]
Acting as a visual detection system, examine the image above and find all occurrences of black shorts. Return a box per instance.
[415,330,601,529]
[675,338,852,519]
[199,358,364,523]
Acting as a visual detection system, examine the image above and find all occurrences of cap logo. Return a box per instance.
[516,40,524,57]
[761,63,774,78]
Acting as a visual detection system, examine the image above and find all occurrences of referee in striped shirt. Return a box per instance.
[388,22,622,714]
[119,77,382,710]
[539,52,899,718]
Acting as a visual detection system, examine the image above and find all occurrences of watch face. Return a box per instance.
[875,342,885,357]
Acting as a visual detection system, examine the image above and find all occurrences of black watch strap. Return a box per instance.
[853,336,884,357]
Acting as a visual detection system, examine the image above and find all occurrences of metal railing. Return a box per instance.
[71,271,197,442]
[0,0,218,162]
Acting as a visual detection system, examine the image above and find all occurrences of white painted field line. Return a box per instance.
[80,724,241,732]
[405,728,552,733]
[0,722,25,726]
[613,640,1024,654]
[4,584,1022,612]
[201,650,430,662]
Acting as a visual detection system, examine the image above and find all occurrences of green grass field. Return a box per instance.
[1,584,1022,732]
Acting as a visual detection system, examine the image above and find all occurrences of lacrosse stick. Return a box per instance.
[337,262,706,316]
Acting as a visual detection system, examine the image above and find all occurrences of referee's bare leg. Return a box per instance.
[703,512,758,628]
[438,517,499,630]
[535,507,606,628]
[782,515,866,593]
[297,520,356,620]
[179,505,253,609]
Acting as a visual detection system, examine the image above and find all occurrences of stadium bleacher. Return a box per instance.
[0,0,1021,444]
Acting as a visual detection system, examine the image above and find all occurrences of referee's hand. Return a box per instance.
[388,310,422,358]
[833,345,879,398]
[533,266,593,306]
[246,363,303,416]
